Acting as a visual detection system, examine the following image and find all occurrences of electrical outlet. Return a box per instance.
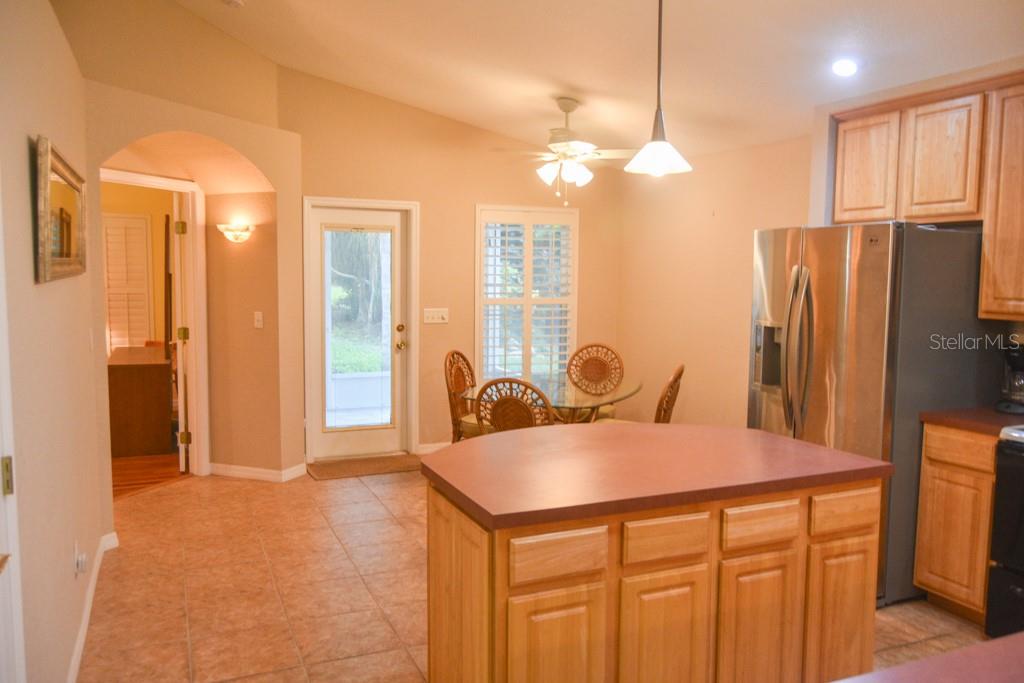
[73,541,88,576]
[423,308,449,324]
[254,311,264,329]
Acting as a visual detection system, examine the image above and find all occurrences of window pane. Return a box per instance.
[482,304,523,379]
[483,223,524,298]
[324,229,392,428]
[532,223,572,298]
[530,303,570,388]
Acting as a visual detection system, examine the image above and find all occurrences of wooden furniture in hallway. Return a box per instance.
[108,345,173,457]
[423,423,892,683]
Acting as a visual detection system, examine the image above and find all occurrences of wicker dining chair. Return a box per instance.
[475,378,556,433]
[444,350,482,442]
[598,364,685,424]
[567,343,625,395]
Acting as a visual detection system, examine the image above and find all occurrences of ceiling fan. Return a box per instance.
[534,97,634,205]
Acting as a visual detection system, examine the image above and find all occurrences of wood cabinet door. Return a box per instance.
[803,535,878,683]
[717,549,801,683]
[507,583,606,683]
[833,111,901,223]
[913,458,993,611]
[619,565,711,683]
[980,84,1024,320]
[898,94,984,219]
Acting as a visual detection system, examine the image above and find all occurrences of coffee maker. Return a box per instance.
[997,347,1024,414]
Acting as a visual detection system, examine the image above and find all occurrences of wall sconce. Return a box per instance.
[216,222,255,243]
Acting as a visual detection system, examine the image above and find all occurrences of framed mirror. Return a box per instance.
[35,135,86,282]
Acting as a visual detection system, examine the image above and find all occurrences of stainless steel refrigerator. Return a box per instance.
[747,221,1005,604]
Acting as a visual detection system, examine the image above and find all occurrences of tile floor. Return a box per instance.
[81,471,985,682]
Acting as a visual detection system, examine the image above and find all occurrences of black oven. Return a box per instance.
[986,428,1024,637]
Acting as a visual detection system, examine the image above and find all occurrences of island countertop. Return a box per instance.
[420,423,893,530]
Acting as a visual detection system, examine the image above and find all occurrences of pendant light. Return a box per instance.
[625,0,693,176]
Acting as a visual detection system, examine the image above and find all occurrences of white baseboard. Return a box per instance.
[209,462,308,483]
[67,531,119,683]
[413,441,450,455]
[281,463,308,481]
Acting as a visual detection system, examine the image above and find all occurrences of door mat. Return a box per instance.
[306,452,421,480]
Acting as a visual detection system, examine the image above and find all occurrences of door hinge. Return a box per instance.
[174,220,187,235]
[178,431,192,446]
[1,456,13,496]
[177,326,190,341]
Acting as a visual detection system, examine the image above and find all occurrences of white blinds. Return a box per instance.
[104,215,152,349]
[479,211,577,383]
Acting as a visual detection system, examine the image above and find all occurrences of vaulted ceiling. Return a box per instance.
[174,0,1024,157]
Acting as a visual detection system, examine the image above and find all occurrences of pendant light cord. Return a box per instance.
[656,0,664,110]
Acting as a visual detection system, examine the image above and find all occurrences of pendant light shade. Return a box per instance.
[627,0,692,176]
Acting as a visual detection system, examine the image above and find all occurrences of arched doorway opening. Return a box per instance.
[99,131,276,496]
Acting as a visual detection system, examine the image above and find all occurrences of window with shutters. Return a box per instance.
[103,214,153,349]
[475,207,578,389]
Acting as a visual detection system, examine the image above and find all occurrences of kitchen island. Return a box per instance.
[421,423,893,683]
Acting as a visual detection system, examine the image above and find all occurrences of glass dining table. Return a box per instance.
[467,374,643,424]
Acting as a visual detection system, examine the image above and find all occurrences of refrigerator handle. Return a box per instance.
[779,265,800,431]
[793,267,814,436]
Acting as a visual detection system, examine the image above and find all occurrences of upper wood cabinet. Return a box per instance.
[833,111,901,223]
[979,84,1024,320]
[899,94,984,220]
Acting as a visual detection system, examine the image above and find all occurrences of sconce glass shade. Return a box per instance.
[217,223,255,243]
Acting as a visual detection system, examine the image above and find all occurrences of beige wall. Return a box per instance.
[205,192,282,469]
[51,0,279,126]
[614,137,812,427]
[0,1,103,680]
[277,67,623,445]
[100,182,174,342]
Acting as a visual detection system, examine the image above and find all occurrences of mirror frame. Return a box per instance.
[35,135,86,282]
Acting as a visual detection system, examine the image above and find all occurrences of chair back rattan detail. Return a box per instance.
[567,343,624,395]
[444,350,476,441]
[475,378,555,432]
[654,364,686,424]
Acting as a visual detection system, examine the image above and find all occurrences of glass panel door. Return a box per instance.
[304,205,405,461]
[324,227,393,429]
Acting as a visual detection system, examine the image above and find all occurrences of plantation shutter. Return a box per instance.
[478,209,578,385]
[104,215,151,348]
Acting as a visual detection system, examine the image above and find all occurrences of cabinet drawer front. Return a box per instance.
[510,526,608,587]
[923,424,996,473]
[623,512,710,565]
[810,487,881,537]
[721,499,800,551]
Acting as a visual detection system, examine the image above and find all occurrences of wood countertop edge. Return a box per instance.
[421,461,893,531]
[920,407,1023,437]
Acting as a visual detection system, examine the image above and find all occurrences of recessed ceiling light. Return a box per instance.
[832,58,858,77]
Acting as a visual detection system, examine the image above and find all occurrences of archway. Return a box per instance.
[100,131,278,494]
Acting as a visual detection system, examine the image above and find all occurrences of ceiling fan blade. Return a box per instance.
[591,149,638,160]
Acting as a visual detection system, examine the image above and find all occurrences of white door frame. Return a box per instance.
[99,169,211,476]
[302,197,421,461]
[0,163,27,682]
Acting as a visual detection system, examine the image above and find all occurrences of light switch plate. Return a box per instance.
[423,308,449,324]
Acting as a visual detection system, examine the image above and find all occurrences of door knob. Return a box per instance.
[395,341,408,351]
[396,324,406,332]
